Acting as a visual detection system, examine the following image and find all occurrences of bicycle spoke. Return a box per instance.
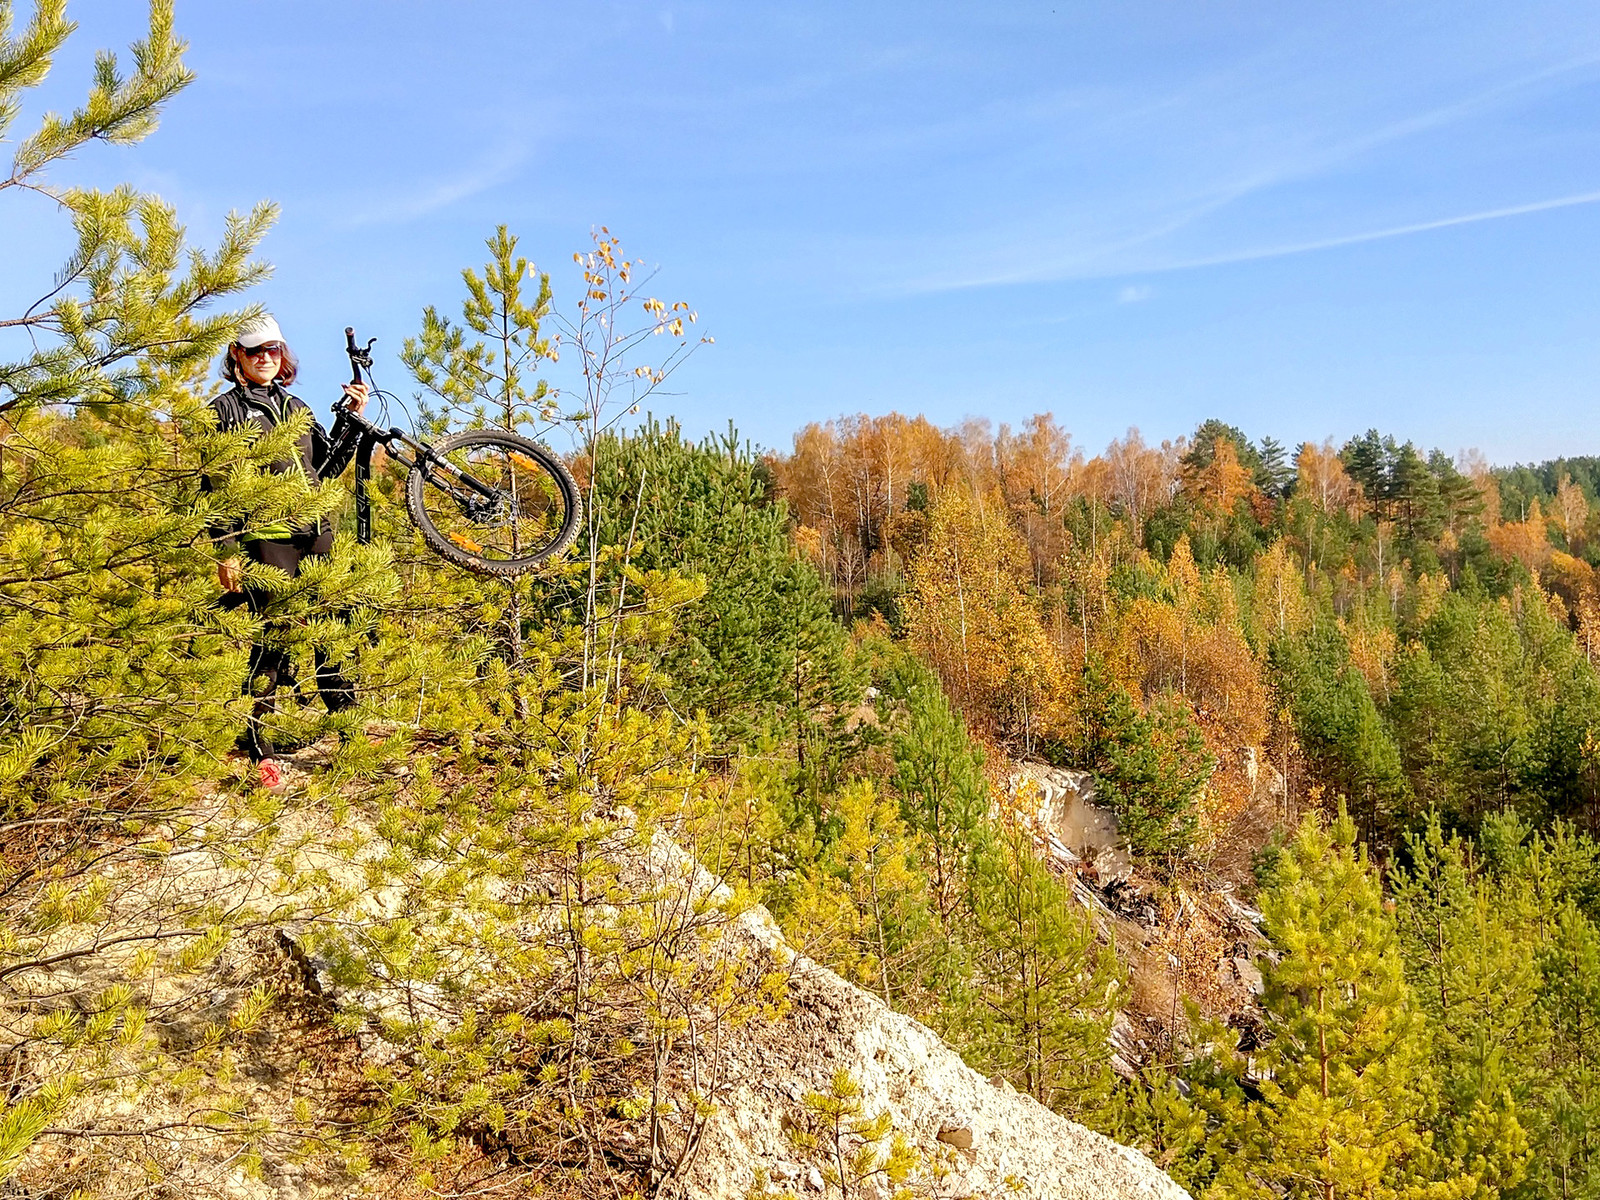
[418,441,568,562]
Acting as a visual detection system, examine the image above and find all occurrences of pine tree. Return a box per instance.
[1392,442,1446,545]
[397,226,563,701]
[1183,420,1264,479]
[1343,430,1398,518]
[1271,627,1408,842]
[1387,816,1533,1197]
[963,820,1123,1119]
[554,420,864,761]
[1076,659,1212,858]
[879,645,996,921]
[1534,899,1600,1197]
[785,1070,920,1200]
[0,7,393,1183]
[1479,816,1600,1197]
[786,781,939,1014]
[0,2,302,805]
[402,225,557,435]
[1210,807,1482,1199]
[1429,450,1486,544]
[1257,435,1295,498]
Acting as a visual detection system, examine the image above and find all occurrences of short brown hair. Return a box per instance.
[221,341,299,386]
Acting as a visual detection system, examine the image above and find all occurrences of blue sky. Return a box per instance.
[7,2,1600,462]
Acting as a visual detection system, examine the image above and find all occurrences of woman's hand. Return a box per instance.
[218,557,243,593]
[341,381,370,415]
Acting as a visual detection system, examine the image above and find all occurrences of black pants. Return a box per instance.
[231,530,355,761]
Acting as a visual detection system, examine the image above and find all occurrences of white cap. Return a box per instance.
[236,314,284,348]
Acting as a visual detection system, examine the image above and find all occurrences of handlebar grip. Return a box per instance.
[344,327,363,385]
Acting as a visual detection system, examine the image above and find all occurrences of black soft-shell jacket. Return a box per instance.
[205,381,362,550]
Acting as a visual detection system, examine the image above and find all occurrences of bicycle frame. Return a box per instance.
[339,327,505,545]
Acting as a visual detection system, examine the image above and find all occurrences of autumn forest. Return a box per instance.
[764,411,1600,1196]
[9,6,1600,1195]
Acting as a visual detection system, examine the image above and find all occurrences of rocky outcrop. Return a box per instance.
[640,838,1190,1200]
[14,749,1190,1200]
[1009,762,1132,883]
[674,938,1189,1197]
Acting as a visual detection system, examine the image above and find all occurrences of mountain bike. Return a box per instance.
[338,327,581,577]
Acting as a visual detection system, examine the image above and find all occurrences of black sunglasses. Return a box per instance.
[239,342,285,358]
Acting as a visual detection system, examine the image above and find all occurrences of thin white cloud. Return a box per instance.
[889,179,1600,295]
[890,52,1600,295]
[1299,52,1600,173]
[1117,284,1153,304]
[342,141,529,227]
[1152,188,1600,274]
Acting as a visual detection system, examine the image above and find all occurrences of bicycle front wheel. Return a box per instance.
[405,430,582,577]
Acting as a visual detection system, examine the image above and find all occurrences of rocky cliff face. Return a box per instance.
[677,927,1189,1198]
[1009,762,1131,883]
[641,838,1191,1200]
[13,749,1190,1199]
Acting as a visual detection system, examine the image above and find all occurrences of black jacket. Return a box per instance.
[205,381,363,548]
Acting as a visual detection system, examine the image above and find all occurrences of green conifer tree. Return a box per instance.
[963,820,1122,1119]
[786,781,939,1014]
[398,226,562,700]
[1388,815,1533,1197]
[560,421,863,760]
[0,8,393,1181]
[1271,628,1408,841]
[1076,660,1212,858]
[1209,807,1483,1199]
[878,643,997,920]
[1258,435,1295,498]
[402,225,557,435]
[0,1,322,803]
[1526,900,1600,1198]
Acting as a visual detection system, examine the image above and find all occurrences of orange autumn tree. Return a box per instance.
[1104,537,1271,832]
[1296,439,1359,516]
[1547,551,1600,662]
[781,421,854,589]
[905,489,1065,752]
[1487,497,1552,572]
[1183,437,1257,517]
[776,412,969,594]
[995,413,1083,587]
[1108,540,1268,735]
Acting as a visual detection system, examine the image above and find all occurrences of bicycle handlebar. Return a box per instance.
[344,325,375,387]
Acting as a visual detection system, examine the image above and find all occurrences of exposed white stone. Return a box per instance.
[1010,762,1133,883]
[643,834,1191,1200]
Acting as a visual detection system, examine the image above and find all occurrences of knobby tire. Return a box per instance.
[405,430,581,577]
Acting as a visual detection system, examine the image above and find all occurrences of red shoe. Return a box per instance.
[257,758,286,792]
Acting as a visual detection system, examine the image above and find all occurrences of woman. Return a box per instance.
[210,314,370,790]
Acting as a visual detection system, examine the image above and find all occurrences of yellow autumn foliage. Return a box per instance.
[905,489,1066,750]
